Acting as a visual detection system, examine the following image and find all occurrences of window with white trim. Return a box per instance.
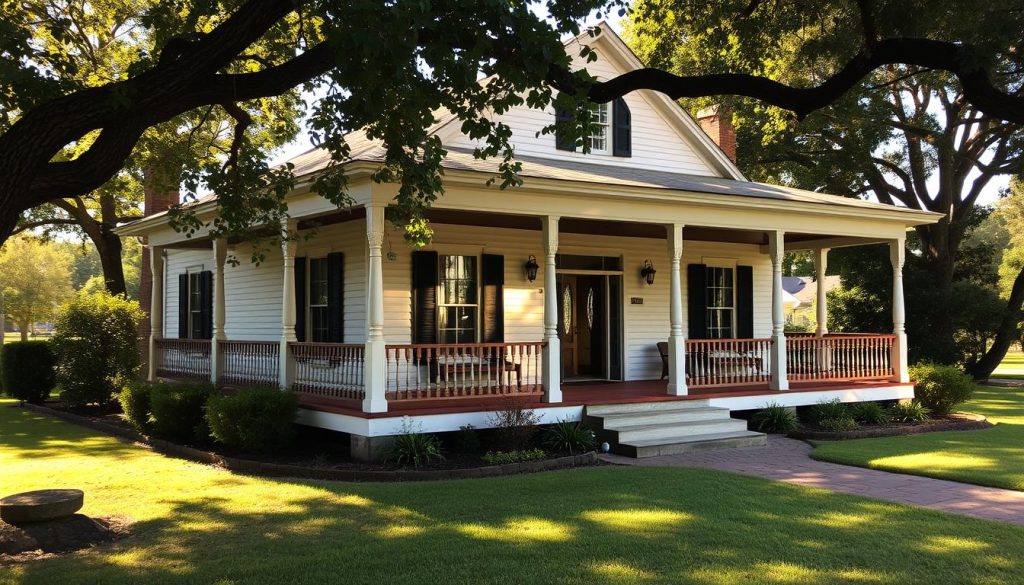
[308,258,329,342]
[187,270,203,339]
[705,266,735,339]
[587,102,610,153]
[438,255,478,343]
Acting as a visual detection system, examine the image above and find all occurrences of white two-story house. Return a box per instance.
[118,25,940,459]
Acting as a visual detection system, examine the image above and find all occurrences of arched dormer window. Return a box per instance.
[555,97,631,158]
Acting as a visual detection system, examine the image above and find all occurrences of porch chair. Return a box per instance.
[657,342,669,380]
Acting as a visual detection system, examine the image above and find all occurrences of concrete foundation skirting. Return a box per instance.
[17,403,598,482]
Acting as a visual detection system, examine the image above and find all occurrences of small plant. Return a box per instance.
[387,418,445,468]
[481,448,547,465]
[487,396,540,452]
[452,424,482,454]
[805,399,850,426]
[889,400,931,423]
[149,382,213,442]
[819,416,859,432]
[909,363,975,416]
[543,420,596,455]
[849,401,891,426]
[52,291,144,407]
[750,403,797,433]
[118,381,152,431]
[0,340,56,404]
[206,386,299,453]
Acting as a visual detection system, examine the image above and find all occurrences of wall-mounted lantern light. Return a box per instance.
[525,255,540,282]
[641,260,657,286]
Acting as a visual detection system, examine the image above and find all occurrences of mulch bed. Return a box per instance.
[790,412,992,441]
[0,515,131,565]
[16,402,599,482]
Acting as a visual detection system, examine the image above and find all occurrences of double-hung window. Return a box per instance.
[705,266,735,339]
[587,102,610,153]
[187,271,204,339]
[438,255,478,343]
[308,258,330,342]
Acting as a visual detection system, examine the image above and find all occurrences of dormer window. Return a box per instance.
[555,97,631,157]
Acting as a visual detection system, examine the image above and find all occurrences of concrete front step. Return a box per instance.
[596,406,730,428]
[609,418,750,443]
[620,430,767,458]
[586,400,712,416]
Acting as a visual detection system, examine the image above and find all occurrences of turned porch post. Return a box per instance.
[210,238,227,384]
[363,204,388,413]
[666,223,687,395]
[541,216,562,403]
[147,246,164,382]
[890,238,910,383]
[814,248,829,337]
[278,219,298,389]
[768,230,789,390]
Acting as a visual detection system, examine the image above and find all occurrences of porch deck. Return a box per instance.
[296,378,906,419]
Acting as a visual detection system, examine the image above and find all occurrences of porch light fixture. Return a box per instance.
[524,255,540,282]
[641,260,657,286]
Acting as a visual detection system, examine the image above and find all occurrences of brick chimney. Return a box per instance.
[137,180,179,377]
[697,105,737,164]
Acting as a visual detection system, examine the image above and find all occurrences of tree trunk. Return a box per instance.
[18,319,29,341]
[969,266,1024,379]
[95,227,127,296]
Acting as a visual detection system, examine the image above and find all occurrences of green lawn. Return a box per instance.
[2,401,1024,584]
[992,348,1024,378]
[812,385,1024,491]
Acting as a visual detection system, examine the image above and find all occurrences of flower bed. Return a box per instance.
[791,412,991,441]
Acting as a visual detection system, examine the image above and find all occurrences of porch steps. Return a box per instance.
[585,400,766,458]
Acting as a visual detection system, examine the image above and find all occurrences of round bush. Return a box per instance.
[118,382,152,431]
[909,363,975,416]
[52,291,144,407]
[149,382,213,443]
[206,386,298,453]
[0,341,57,404]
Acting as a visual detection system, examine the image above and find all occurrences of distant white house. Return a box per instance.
[118,24,940,459]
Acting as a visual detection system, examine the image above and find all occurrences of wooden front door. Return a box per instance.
[558,275,606,379]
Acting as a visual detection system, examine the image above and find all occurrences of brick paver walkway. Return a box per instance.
[602,436,1024,526]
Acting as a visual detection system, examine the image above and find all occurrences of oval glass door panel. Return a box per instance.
[562,284,573,334]
[586,287,595,330]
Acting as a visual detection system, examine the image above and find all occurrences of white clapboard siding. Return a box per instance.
[444,49,718,177]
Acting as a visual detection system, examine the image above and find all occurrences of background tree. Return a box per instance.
[0,237,74,340]
[626,0,1024,376]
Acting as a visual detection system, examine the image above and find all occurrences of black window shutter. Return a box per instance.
[687,264,707,339]
[555,108,576,152]
[178,274,189,339]
[481,254,505,343]
[294,257,306,342]
[199,270,213,340]
[411,251,439,344]
[612,98,631,157]
[736,265,754,338]
[327,252,345,343]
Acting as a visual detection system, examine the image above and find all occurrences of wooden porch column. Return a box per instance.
[210,238,227,384]
[541,216,562,403]
[890,238,910,383]
[363,204,388,413]
[278,219,298,389]
[147,246,164,382]
[666,223,687,395]
[768,230,789,390]
[814,248,829,337]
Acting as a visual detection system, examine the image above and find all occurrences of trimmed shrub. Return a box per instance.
[149,382,213,442]
[387,418,444,468]
[0,340,57,404]
[118,381,152,431]
[889,401,931,423]
[52,291,144,407]
[481,449,547,465]
[805,399,850,425]
[909,363,975,416]
[543,420,596,455]
[819,416,859,432]
[206,386,298,453]
[849,401,891,426]
[750,403,797,433]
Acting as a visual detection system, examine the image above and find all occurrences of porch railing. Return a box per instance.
[154,338,211,380]
[385,342,544,401]
[289,342,365,401]
[786,334,895,381]
[220,340,280,386]
[685,338,772,387]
